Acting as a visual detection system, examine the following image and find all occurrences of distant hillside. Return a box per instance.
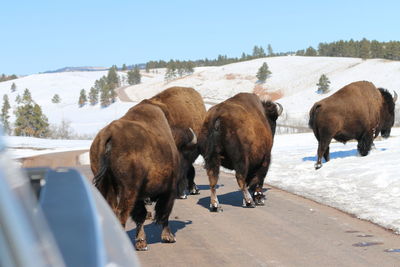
[43,66,109,73]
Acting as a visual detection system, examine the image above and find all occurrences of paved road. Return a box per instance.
[23,152,400,266]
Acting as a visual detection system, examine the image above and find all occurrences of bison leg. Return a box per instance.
[237,174,256,208]
[250,157,270,206]
[316,139,331,169]
[188,165,200,195]
[357,132,374,156]
[323,146,330,162]
[207,168,222,212]
[154,193,176,243]
[130,200,148,251]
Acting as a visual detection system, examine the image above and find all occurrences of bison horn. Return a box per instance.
[393,91,398,103]
[189,128,197,145]
[276,102,283,116]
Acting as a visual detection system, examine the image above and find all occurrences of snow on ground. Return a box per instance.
[268,128,400,234]
[5,128,400,234]
[4,136,92,158]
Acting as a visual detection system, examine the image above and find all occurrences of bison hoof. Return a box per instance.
[135,239,148,251]
[189,188,200,195]
[161,233,176,243]
[209,205,223,212]
[244,201,256,208]
[254,198,265,206]
[178,194,187,199]
[314,163,322,170]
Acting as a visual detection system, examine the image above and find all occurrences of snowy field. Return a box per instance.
[269,128,400,234]
[4,128,400,234]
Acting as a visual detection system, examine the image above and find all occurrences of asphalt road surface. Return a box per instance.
[23,151,400,266]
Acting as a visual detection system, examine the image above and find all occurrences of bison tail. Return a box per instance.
[93,137,118,200]
[308,104,321,129]
[201,117,222,171]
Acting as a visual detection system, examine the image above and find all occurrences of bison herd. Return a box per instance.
[90,81,397,250]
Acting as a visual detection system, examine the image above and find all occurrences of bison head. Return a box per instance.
[261,101,283,135]
[378,88,397,138]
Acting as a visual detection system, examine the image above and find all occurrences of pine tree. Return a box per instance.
[127,67,141,85]
[305,46,317,56]
[360,38,370,60]
[256,62,272,83]
[1,94,11,134]
[165,61,177,81]
[78,89,87,107]
[51,94,61,104]
[100,84,111,107]
[89,87,99,105]
[14,95,49,137]
[22,88,33,103]
[11,82,16,92]
[15,94,21,104]
[133,67,141,84]
[316,74,330,94]
[107,65,120,89]
[122,63,127,71]
[267,44,274,56]
[184,61,195,74]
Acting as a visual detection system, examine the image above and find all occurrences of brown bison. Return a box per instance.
[309,81,397,169]
[90,101,195,251]
[199,93,283,211]
[147,86,206,198]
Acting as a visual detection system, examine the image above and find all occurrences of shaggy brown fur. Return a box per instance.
[198,93,282,211]
[147,87,206,197]
[309,81,397,169]
[90,102,180,251]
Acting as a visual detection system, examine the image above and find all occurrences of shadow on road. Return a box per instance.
[196,184,224,191]
[127,220,192,245]
[197,187,272,210]
[197,190,244,209]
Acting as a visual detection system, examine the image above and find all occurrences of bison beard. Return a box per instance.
[199,93,282,211]
[309,81,397,169]
[90,102,183,251]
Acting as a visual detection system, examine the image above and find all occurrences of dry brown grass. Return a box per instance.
[253,84,283,101]
[225,73,237,80]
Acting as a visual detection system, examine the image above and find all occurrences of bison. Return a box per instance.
[199,93,283,211]
[147,86,206,198]
[309,81,397,169]
[90,101,195,251]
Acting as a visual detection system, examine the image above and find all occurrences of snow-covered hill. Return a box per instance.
[1,56,399,136]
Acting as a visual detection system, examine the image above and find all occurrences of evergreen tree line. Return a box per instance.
[145,44,279,70]
[164,60,195,81]
[296,39,400,60]
[0,74,18,82]
[82,66,120,108]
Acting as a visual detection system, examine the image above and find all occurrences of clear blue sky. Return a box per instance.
[2,0,400,75]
